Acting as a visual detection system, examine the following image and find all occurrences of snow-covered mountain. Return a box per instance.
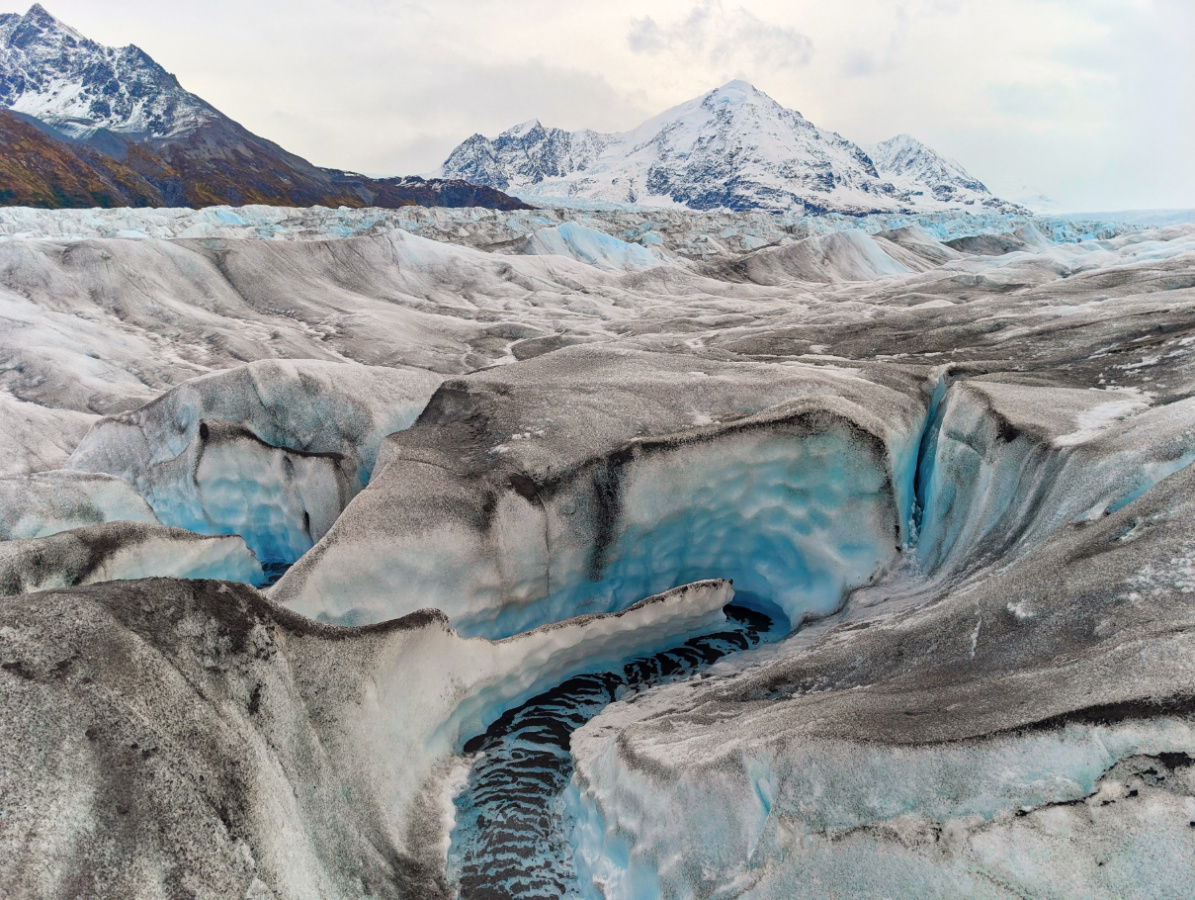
[0,4,528,210]
[865,133,993,206]
[438,81,1023,215]
[0,4,219,145]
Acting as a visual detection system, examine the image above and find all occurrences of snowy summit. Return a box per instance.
[0,3,219,144]
[0,4,529,209]
[438,80,1022,215]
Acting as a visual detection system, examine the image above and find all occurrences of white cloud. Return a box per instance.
[628,2,813,71]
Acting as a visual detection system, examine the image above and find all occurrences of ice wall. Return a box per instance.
[0,470,158,540]
[0,576,732,899]
[279,402,913,637]
[565,456,1195,900]
[916,379,1195,578]
[68,359,442,563]
[273,347,927,635]
[570,715,1195,900]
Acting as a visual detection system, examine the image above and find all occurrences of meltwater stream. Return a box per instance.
[448,603,776,900]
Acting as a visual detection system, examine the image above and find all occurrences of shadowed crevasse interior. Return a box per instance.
[448,604,776,900]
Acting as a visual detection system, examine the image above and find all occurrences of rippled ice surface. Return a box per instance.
[448,604,775,900]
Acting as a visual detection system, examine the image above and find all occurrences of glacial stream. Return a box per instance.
[447,603,777,900]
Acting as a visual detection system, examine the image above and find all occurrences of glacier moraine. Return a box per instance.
[2,205,1195,899]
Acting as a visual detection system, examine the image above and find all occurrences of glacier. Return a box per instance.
[272,346,926,635]
[2,203,1195,900]
[65,359,441,563]
[0,521,264,595]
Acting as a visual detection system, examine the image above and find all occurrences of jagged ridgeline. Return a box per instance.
[0,5,529,209]
[436,80,1028,215]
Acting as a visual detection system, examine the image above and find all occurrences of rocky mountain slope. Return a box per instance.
[0,5,528,210]
[0,109,162,206]
[439,80,1021,215]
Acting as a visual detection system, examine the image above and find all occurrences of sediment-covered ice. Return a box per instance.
[273,346,926,634]
[0,521,263,595]
[569,460,1195,899]
[1,205,1194,898]
[0,576,730,899]
[522,222,662,272]
[718,228,925,284]
[0,470,158,540]
[0,389,97,477]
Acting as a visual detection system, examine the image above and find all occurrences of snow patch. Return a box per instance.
[1053,389,1151,448]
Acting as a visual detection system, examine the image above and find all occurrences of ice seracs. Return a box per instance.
[438,80,1025,214]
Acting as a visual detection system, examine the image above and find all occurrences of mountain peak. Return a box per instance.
[877,133,920,149]
[688,80,806,126]
[0,8,531,212]
[0,5,218,141]
[868,134,991,201]
[9,3,82,41]
[505,119,544,138]
[439,84,1021,214]
[704,80,778,108]
[711,79,758,97]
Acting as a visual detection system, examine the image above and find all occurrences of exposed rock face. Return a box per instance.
[0,109,165,207]
[0,4,217,143]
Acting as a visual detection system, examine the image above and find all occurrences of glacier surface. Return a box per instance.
[1,204,1194,899]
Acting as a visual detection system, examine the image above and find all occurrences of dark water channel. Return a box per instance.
[448,603,776,900]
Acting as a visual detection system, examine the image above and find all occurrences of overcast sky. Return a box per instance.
[32,0,1195,211]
